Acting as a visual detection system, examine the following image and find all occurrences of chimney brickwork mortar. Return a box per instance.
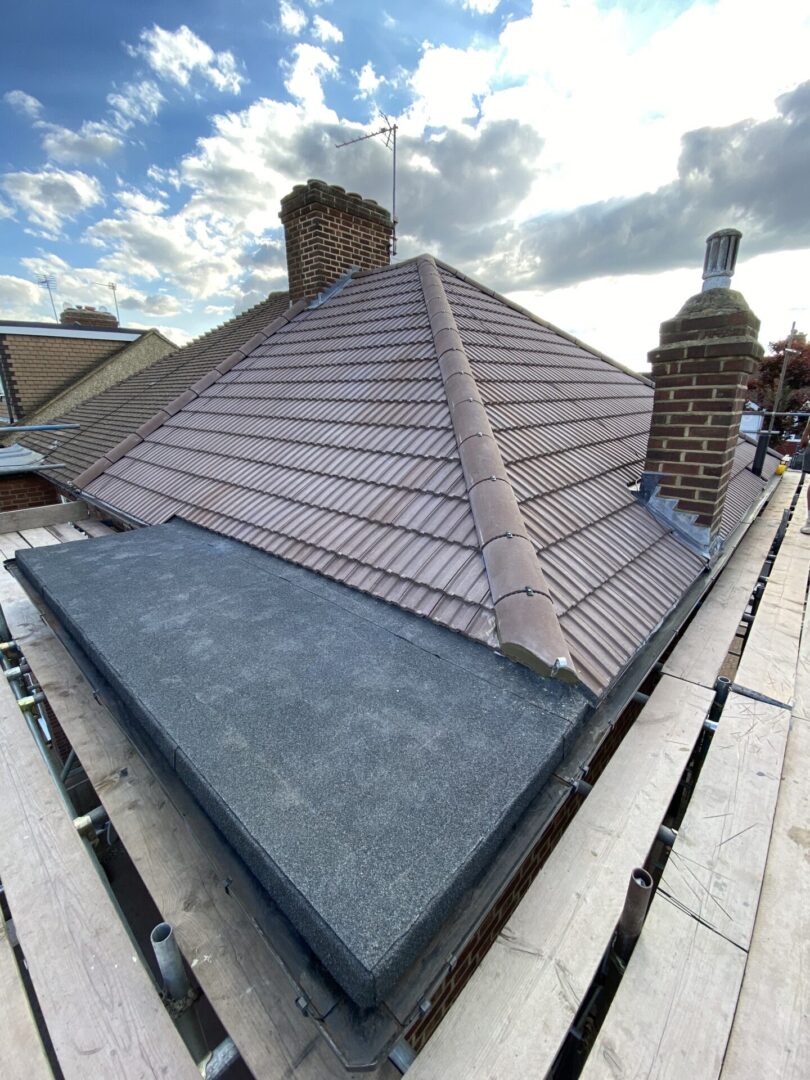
[643,287,762,556]
[280,179,392,303]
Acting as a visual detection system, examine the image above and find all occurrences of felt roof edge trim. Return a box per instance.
[416,255,578,685]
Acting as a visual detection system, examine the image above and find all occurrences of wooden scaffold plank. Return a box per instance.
[0,565,397,1080]
[663,474,798,690]
[733,497,808,708]
[580,692,791,1080]
[0,670,198,1080]
[720,716,810,1080]
[407,676,713,1080]
[0,906,53,1080]
[0,500,90,535]
[17,527,60,549]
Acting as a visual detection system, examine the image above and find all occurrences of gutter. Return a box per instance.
[67,486,148,531]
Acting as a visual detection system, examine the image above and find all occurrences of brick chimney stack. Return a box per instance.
[279,179,393,303]
[640,229,762,558]
[60,305,118,329]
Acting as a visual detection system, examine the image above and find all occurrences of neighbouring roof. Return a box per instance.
[15,519,588,1006]
[78,258,776,697]
[20,292,291,482]
[0,324,143,423]
[0,320,144,336]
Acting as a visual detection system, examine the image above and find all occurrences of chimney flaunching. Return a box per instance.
[640,229,762,559]
[280,179,393,303]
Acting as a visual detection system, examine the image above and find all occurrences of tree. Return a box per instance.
[747,331,810,438]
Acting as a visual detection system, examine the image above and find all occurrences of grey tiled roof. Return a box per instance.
[83,259,776,697]
[20,293,291,482]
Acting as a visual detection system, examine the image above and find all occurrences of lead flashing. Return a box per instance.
[417,255,578,684]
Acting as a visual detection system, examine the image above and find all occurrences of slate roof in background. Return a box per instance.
[82,258,777,697]
[20,292,290,483]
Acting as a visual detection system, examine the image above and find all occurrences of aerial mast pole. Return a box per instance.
[37,277,58,321]
[336,114,399,256]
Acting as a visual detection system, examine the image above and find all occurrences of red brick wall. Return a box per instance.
[405,695,650,1054]
[280,179,392,303]
[0,472,60,512]
[406,788,582,1051]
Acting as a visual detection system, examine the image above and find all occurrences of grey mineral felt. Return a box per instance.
[16,520,588,1005]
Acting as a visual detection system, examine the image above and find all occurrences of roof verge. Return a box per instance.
[73,298,308,489]
[416,255,578,685]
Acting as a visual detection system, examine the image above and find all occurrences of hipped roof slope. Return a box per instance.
[21,292,290,482]
[81,258,775,696]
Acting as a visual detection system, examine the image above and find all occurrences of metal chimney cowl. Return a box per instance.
[702,228,741,291]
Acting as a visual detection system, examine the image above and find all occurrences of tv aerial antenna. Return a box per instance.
[336,113,398,256]
[37,276,59,321]
[94,280,120,322]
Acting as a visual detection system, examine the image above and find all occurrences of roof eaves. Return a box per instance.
[73,298,308,490]
[417,254,579,685]
[432,257,652,388]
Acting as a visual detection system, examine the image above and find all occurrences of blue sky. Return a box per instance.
[1,0,808,365]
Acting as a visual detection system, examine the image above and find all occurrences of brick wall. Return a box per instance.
[280,179,392,303]
[406,787,582,1051]
[644,290,762,546]
[0,333,125,422]
[405,696,649,1054]
[0,472,60,512]
[26,330,176,427]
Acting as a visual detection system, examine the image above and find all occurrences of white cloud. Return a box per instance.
[3,0,802,356]
[279,1,308,35]
[312,15,343,43]
[121,291,182,316]
[86,198,245,299]
[107,80,165,129]
[17,252,188,325]
[0,274,48,320]
[115,189,168,214]
[126,320,192,346]
[39,121,123,164]
[407,43,497,129]
[131,25,244,94]
[284,44,338,115]
[509,248,810,374]
[357,61,384,99]
[1,168,103,236]
[461,0,500,12]
[3,90,43,119]
[6,78,163,167]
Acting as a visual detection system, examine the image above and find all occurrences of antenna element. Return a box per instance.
[94,281,120,322]
[37,277,58,321]
[336,114,398,256]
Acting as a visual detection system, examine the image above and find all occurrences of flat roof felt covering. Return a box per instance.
[15,521,588,1005]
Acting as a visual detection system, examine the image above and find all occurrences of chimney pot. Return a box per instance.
[702,228,742,291]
